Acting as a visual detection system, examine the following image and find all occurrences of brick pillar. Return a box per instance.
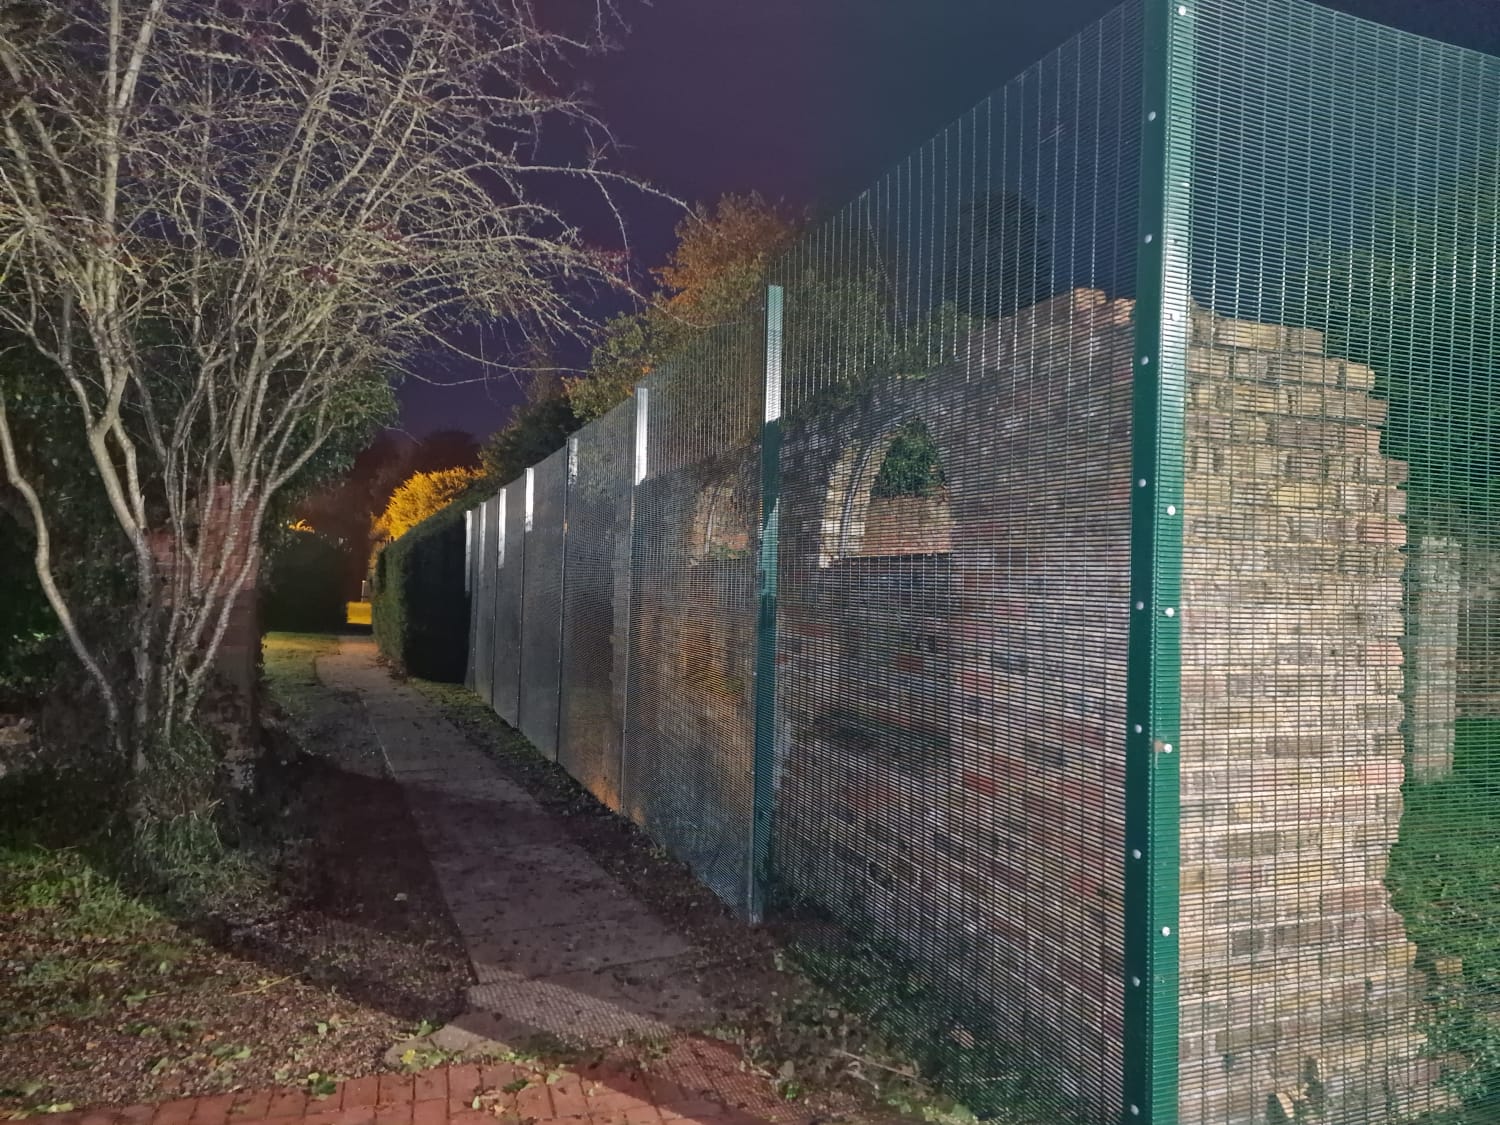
[1408,537,1460,781]
[1177,307,1446,1124]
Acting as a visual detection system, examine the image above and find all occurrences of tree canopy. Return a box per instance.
[565,193,801,422]
[373,467,484,545]
[481,374,581,486]
[0,0,637,857]
[1295,166,1500,535]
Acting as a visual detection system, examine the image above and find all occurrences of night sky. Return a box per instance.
[396,0,1500,440]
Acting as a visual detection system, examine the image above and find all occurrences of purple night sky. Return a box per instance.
[394,0,1500,441]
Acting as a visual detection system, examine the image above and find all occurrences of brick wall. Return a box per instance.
[618,287,1440,1123]
[1177,308,1440,1123]
[775,289,1136,1111]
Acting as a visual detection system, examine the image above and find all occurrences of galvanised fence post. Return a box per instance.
[750,284,784,923]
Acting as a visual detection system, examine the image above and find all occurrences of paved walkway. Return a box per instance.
[319,639,712,1050]
[60,639,807,1125]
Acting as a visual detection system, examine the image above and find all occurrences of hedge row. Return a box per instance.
[261,530,348,633]
[371,497,472,681]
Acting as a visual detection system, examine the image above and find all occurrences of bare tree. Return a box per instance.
[0,0,635,833]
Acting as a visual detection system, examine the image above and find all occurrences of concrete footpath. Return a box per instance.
[318,639,713,1052]
[55,639,814,1125]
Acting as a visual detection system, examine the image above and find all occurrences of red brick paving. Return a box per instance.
[48,1059,811,1125]
[190,1095,235,1125]
[412,1072,447,1105]
[338,1078,381,1111]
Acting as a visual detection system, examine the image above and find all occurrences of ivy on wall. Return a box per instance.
[872,420,947,500]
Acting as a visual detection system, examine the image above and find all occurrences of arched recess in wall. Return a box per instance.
[821,418,953,566]
[689,475,752,564]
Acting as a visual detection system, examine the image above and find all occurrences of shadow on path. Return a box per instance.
[320,639,714,1047]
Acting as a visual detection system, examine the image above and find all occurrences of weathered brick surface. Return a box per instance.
[1458,544,1500,717]
[563,287,1444,1123]
[775,289,1135,1112]
[1177,304,1440,1124]
[623,448,760,907]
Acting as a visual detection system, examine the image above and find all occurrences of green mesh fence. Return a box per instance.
[520,450,567,759]
[622,308,766,914]
[493,480,525,727]
[766,5,1144,1117]
[460,2,1500,1121]
[471,495,497,708]
[1174,3,1500,1123]
[558,408,637,811]
[464,506,477,692]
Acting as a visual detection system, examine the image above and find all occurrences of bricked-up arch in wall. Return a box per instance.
[688,474,753,564]
[820,418,953,566]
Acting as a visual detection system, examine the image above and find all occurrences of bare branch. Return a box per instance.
[0,388,122,739]
[0,0,648,766]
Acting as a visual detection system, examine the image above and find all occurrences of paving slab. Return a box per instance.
[469,913,694,980]
[316,640,714,1050]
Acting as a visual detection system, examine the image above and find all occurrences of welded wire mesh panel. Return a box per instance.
[1172,2,1500,1123]
[492,481,525,727]
[559,403,636,810]
[465,507,478,692]
[623,308,764,915]
[765,6,1144,1120]
[472,496,497,707]
[520,449,567,759]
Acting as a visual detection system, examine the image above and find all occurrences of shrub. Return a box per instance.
[372,499,473,681]
[872,420,947,499]
[261,529,347,632]
[0,518,60,709]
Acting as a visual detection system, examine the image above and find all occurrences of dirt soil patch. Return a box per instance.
[0,633,468,1117]
[244,634,468,1024]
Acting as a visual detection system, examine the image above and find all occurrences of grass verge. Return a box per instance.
[0,817,418,1114]
[0,633,461,1116]
[1390,717,1500,1120]
[260,632,342,725]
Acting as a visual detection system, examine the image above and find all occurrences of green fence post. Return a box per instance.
[750,285,783,923]
[1124,0,1191,1121]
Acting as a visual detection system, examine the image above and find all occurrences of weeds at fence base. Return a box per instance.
[767,890,1087,1125]
[1390,718,1500,1118]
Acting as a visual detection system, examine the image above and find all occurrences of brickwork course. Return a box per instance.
[38,1054,788,1125]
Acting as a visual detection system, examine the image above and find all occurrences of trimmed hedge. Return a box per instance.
[372,497,472,681]
[262,530,348,632]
